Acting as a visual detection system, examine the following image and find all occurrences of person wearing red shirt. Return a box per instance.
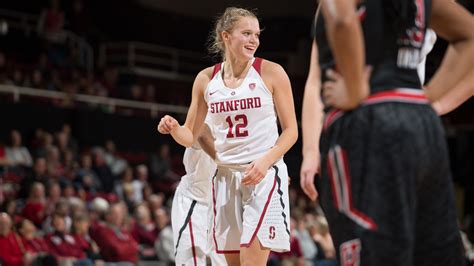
[21,182,46,227]
[0,213,35,266]
[92,202,139,264]
[45,214,92,266]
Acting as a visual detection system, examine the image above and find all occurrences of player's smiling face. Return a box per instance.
[224,16,260,61]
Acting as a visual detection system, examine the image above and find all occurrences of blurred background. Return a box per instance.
[0,0,473,265]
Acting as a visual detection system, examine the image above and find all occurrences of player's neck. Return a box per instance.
[223,57,252,79]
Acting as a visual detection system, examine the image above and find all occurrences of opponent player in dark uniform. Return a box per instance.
[306,0,474,265]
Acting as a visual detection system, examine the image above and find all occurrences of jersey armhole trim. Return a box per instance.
[252,57,263,76]
[211,63,222,79]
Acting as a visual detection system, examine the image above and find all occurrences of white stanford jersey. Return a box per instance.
[177,144,217,204]
[204,58,279,165]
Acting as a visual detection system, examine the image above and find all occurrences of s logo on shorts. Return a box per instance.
[269,226,276,240]
[340,238,361,266]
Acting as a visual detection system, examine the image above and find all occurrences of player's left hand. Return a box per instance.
[242,157,271,185]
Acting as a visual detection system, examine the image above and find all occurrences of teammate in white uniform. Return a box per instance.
[158,7,298,266]
[172,123,226,265]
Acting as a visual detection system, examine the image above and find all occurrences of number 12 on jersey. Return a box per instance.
[226,114,248,138]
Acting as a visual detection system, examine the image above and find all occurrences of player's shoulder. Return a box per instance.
[259,58,288,79]
[197,66,215,81]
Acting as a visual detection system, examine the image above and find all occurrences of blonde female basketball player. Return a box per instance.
[157,7,298,266]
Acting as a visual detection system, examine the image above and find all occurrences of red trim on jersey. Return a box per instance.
[240,175,277,248]
[189,218,197,266]
[211,63,222,79]
[212,174,240,254]
[357,6,367,21]
[252,57,263,76]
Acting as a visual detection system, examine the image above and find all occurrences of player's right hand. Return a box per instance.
[157,115,179,134]
[300,153,319,201]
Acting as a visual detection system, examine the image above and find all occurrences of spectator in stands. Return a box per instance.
[147,193,165,213]
[61,123,79,154]
[62,148,78,180]
[19,157,50,199]
[295,213,318,265]
[0,212,35,266]
[92,202,139,265]
[132,204,158,259]
[149,143,179,192]
[17,218,58,266]
[45,213,93,266]
[22,182,47,228]
[71,213,102,264]
[43,199,72,234]
[45,181,62,216]
[114,166,133,201]
[46,146,65,179]
[132,164,148,204]
[91,148,114,193]
[34,132,54,158]
[309,216,336,266]
[38,0,65,43]
[88,197,108,234]
[6,130,33,174]
[153,207,173,264]
[75,153,101,195]
[0,199,20,223]
[104,140,128,177]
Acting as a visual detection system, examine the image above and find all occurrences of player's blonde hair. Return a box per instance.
[208,7,258,60]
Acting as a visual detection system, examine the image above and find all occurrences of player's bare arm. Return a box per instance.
[197,123,216,160]
[300,40,323,201]
[242,60,298,185]
[427,0,474,103]
[157,67,212,147]
[320,0,368,110]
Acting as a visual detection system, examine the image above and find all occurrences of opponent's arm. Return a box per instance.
[320,0,368,110]
[300,40,323,201]
[427,0,474,105]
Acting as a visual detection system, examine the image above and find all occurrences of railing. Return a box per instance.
[0,84,188,117]
[100,41,296,80]
[100,41,211,81]
[0,8,94,75]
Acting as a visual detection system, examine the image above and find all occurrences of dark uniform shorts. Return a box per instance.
[318,91,464,266]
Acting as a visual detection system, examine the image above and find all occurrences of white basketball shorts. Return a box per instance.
[211,159,291,253]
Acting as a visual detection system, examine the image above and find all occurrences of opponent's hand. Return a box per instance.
[242,157,271,185]
[300,153,319,201]
[323,67,371,110]
[157,115,179,134]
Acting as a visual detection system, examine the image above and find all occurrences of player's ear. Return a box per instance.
[222,31,230,42]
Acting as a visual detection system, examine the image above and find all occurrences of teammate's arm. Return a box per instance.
[300,40,323,201]
[197,123,216,160]
[242,61,298,185]
[426,0,474,105]
[320,0,368,110]
[157,68,212,147]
